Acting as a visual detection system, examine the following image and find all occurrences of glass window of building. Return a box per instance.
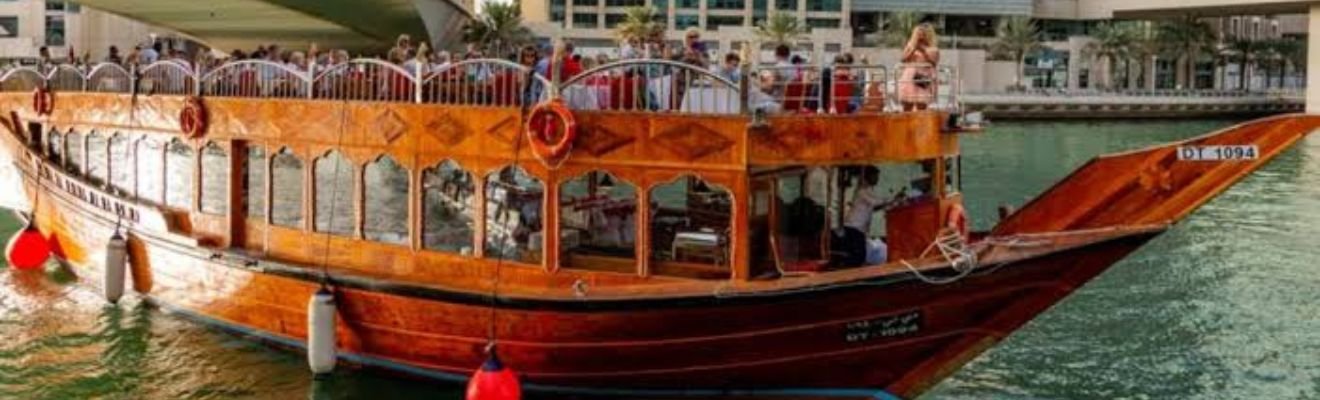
[605,0,643,6]
[86,131,107,185]
[422,160,476,254]
[136,138,162,203]
[363,155,409,245]
[572,0,597,5]
[707,16,743,31]
[44,15,64,46]
[774,0,794,11]
[165,139,194,209]
[649,176,732,279]
[0,17,18,38]
[560,171,637,272]
[108,134,132,194]
[246,146,266,221]
[45,0,65,11]
[574,13,599,29]
[200,142,229,215]
[710,0,744,9]
[484,166,543,264]
[675,15,699,29]
[270,148,303,228]
[604,13,626,28]
[314,150,355,236]
[676,0,698,9]
[806,0,839,11]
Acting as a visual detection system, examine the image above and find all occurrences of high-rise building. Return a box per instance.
[0,0,179,63]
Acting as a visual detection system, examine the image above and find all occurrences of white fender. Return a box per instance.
[103,232,127,303]
[307,287,337,375]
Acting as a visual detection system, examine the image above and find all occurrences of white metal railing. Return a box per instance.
[0,59,981,117]
[562,59,740,115]
[314,59,416,102]
[423,59,550,107]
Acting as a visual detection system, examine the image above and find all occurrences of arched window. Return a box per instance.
[86,132,108,185]
[108,134,132,194]
[314,150,355,236]
[559,171,637,272]
[136,138,163,203]
[422,160,475,254]
[270,148,303,228]
[65,131,84,174]
[165,139,194,209]
[649,175,732,279]
[246,146,267,221]
[200,142,229,215]
[484,165,543,264]
[46,130,62,165]
[364,155,409,245]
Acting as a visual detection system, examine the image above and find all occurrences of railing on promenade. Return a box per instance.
[0,59,971,116]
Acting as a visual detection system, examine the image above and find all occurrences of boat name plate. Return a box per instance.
[844,310,922,343]
[1176,145,1258,161]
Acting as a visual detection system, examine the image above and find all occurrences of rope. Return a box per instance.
[314,95,352,286]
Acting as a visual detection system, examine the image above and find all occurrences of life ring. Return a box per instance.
[179,96,208,138]
[946,203,969,239]
[526,99,577,167]
[32,87,54,116]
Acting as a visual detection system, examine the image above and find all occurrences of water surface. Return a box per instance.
[3,119,1319,399]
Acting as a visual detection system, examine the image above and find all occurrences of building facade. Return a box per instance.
[0,0,176,63]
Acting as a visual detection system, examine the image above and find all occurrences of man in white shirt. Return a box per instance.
[836,166,890,267]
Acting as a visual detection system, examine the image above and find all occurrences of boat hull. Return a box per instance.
[26,170,1157,398]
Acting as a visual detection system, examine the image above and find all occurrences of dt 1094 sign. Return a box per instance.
[1176,145,1258,161]
[844,310,922,343]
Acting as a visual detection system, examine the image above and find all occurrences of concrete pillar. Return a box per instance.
[1309,4,1320,113]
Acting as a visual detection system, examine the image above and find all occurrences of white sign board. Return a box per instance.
[1176,145,1259,161]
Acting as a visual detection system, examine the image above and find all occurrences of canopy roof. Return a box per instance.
[76,0,473,52]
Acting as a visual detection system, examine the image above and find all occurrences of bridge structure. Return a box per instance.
[71,0,474,53]
[1083,0,1320,114]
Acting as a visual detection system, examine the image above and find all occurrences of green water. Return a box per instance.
[3,119,1319,399]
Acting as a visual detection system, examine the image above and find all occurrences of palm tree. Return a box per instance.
[1084,22,1133,90]
[1223,38,1265,91]
[461,1,532,57]
[1157,15,1215,89]
[755,12,807,49]
[1128,22,1167,90]
[1263,39,1303,88]
[879,11,925,48]
[991,16,1042,90]
[615,6,664,45]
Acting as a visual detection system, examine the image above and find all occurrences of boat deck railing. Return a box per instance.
[0,59,965,116]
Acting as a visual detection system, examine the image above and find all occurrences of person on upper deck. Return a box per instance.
[898,23,939,111]
[105,46,123,65]
[711,52,741,84]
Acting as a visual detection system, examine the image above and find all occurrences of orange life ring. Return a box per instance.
[32,87,54,116]
[947,203,969,239]
[526,99,577,167]
[179,96,208,138]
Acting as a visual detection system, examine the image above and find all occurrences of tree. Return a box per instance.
[615,6,664,45]
[1084,22,1134,90]
[1128,22,1167,90]
[1222,38,1265,91]
[1157,15,1215,89]
[461,1,532,58]
[991,16,1042,90]
[879,11,925,48]
[1264,38,1303,88]
[755,12,807,49]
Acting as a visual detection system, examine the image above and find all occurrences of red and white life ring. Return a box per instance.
[179,96,208,138]
[526,99,577,168]
[947,203,969,239]
[32,87,54,116]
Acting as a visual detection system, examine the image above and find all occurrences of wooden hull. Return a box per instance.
[19,164,1157,398]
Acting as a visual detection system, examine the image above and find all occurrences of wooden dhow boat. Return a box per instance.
[0,58,1317,399]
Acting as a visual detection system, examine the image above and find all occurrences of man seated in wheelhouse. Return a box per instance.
[833,166,898,268]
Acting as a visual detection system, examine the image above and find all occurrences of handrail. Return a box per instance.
[0,59,991,116]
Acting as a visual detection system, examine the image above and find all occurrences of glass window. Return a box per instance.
[573,13,599,29]
[560,171,637,272]
[246,146,266,221]
[86,132,107,185]
[604,0,643,6]
[805,0,839,11]
[45,0,65,11]
[46,130,62,165]
[775,0,794,10]
[572,0,596,5]
[200,142,229,215]
[484,166,543,264]
[108,134,131,194]
[165,140,194,209]
[65,131,83,174]
[676,0,698,8]
[314,150,354,236]
[604,14,625,28]
[364,155,409,245]
[135,138,162,203]
[675,15,700,29]
[0,17,18,38]
[44,15,64,47]
[423,160,476,254]
[710,0,744,9]
[649,176,732,279]
[707,16,743,31]
[270,148,303,228]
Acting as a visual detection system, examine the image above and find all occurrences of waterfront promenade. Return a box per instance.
[963,89,1304,119]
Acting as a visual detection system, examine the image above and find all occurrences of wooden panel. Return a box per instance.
[749,111,954,165]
